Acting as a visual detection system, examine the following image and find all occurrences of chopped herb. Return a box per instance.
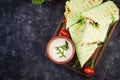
[90,21,99,28]
[94,22,99,27]
[69,15,86,27]
[55,41,69,58]
[77,15,86,25]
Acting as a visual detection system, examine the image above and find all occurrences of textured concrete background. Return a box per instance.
[0,0,120,80]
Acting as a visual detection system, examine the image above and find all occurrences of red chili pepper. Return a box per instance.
[60,29,70,38]
[83,60,95,75]
[63,18,67,24]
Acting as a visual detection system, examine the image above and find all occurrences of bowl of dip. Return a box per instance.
[46,36,75,64]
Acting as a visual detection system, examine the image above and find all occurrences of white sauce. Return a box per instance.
[49,38,73,62]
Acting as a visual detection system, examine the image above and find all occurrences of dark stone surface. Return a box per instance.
[0,0,120,80]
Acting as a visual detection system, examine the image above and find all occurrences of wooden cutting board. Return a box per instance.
[46,1,120,77]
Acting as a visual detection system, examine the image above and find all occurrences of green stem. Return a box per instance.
[72,59,79,67]
[91,59,94,68]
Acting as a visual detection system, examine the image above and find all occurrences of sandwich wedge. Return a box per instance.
[68,1,119,67]
[65,0,103,29]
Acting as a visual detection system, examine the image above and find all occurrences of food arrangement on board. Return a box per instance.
[46,0,119,77]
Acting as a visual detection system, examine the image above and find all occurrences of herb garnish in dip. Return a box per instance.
[46,36,75,64]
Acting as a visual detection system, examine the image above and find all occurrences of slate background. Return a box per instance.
[0,0,120,80]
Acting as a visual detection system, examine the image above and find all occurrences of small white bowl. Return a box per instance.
[46,36,75,64]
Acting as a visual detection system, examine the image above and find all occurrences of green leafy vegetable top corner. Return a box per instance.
[32,0,45,5]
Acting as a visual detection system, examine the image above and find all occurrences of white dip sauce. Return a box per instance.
[49,38,73,62]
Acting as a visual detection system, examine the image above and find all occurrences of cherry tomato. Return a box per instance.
[60,29,70,38]
[84,67,94,75]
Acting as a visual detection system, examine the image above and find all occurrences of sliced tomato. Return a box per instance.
[60,29,70,38]
[84,67,94,75]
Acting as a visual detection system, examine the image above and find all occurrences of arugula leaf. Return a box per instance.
[59,50,66,58]
[55,47,61,54]
[55,47,66,58]
[60,41,69,50]
[55,41,69,58]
